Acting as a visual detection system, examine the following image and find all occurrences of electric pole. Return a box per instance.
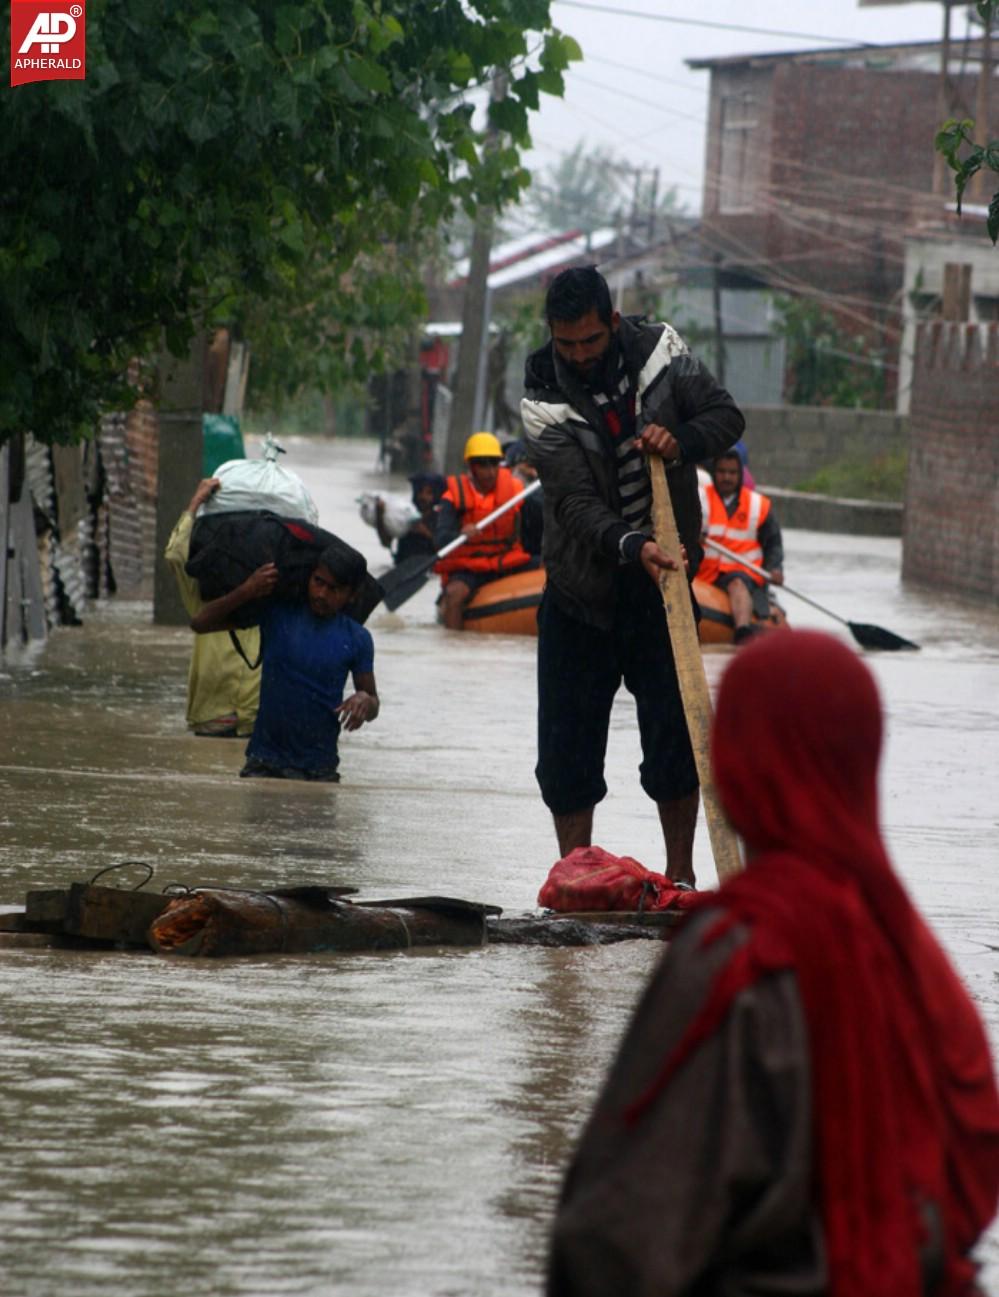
[445,71,506,475]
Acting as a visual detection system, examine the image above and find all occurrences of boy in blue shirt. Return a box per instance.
[190,542,378,781]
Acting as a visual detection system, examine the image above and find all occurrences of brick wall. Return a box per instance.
[902,322,999,600]
[740,405,909,489]
[701,59,978,396]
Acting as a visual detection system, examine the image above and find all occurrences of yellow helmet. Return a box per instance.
[464,431,503,461]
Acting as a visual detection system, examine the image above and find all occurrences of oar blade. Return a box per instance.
[376,554,436,611]
[847,621,920,652]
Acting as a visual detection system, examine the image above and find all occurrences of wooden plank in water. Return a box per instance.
[63,884,171,945]
[24,889,70,927]
[548,910,682,928]
[357,895,503,917]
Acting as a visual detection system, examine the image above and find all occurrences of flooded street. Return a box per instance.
[2,436,997,1296]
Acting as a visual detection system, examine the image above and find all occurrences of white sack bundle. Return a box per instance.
[199,433,319,523]
[357,491,420,539]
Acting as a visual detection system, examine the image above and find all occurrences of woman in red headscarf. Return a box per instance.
[548,630,999,1297]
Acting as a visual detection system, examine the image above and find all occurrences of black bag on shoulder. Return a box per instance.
[185,511,383,630]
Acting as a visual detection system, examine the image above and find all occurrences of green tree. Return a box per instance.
[936,0,999,243]
[1,0,580,444]
[773,296,887,410]
[525,140,682,237]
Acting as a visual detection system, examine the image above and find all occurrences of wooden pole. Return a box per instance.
[650,459,743,882]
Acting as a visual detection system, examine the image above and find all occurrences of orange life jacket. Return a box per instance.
[698,483,771,586]
[435,467,531,576]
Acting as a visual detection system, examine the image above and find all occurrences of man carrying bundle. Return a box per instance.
[190,539,378,782]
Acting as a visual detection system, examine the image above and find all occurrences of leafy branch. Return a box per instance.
[1,0,581,445]
[935,0,999,244]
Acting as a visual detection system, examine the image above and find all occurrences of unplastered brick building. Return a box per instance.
[903,320,999,600]
[686,40,982,405]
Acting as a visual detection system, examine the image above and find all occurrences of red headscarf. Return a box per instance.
[629,630,999,1296]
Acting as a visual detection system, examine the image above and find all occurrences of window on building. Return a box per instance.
[719,93,759,214]
[908,291,941,320]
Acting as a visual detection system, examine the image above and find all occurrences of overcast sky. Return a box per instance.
[505,0,956,230]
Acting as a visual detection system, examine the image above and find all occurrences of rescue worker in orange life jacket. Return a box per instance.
[434,431,537,630]
[698,449,784,644]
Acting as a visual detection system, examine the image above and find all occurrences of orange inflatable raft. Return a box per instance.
[462,567,544,635]
[462,566,786,643]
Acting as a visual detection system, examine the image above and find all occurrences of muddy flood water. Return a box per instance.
[2,436,997,1297]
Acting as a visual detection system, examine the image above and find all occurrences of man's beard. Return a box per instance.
[578,332,620,389]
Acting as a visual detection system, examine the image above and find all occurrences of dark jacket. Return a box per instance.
[521,316,745,628]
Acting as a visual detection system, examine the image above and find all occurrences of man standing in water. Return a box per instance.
[521,267,744,885]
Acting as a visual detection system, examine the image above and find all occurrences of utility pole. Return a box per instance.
[932,1,956,197]
[647,166,660,240]
[973,13,993,204]
[711,252,726,387]
[445,71,506,476]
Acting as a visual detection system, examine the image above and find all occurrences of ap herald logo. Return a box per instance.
[11,1,86,87]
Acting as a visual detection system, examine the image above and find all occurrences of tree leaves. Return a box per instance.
[1,0,571,444]
[345,55,393,95]
[935,117,999,244]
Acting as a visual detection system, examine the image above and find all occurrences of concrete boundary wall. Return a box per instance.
[902,321,999,600]
[740,405,909,489]
[760,485,903,538]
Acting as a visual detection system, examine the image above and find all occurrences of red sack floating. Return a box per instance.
[537,846,700,914]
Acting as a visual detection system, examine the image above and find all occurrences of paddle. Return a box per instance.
[702,537,920,651]
[377,478,542,611]
[650,460,744,883]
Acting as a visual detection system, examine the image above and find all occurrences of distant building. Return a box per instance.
[899,206,999,413]
[686,39,987,408]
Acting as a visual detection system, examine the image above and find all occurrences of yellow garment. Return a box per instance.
[164,512,261,735]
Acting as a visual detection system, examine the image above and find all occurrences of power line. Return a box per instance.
[570,69,706,126]
[586,53,709,94]
[695,223,904,343]
[559,63,946,216]
[552,66,949,219]
[516,84,937,343]
[552,1,875,46]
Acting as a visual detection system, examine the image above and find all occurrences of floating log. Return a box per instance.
[3,878,687,958]
[148,889,491,957]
